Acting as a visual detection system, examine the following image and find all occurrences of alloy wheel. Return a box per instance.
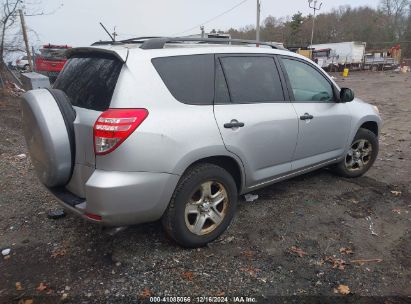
[184,181,229,236]
[345,139,373,171]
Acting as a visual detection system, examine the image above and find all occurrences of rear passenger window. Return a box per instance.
[54,55,123,111]
[152,55,214,105]
[220,56,284,103]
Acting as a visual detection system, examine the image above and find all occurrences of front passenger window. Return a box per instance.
[282,58,334,103]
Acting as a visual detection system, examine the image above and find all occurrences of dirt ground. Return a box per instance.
[0,71,410,303]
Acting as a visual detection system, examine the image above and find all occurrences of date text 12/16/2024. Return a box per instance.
[149,296,257,303]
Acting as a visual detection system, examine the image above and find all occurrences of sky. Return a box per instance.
[25,0,379,47]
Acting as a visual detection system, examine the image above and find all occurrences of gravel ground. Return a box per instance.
[0,71,410,303]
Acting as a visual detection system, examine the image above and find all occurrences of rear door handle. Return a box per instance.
[300,113,314,120]
[224,120,245,129]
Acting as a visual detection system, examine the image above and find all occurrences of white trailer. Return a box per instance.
[309,41,366,71]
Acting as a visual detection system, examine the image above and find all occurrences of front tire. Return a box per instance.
[162,163,237,248]
[332,128,379,178]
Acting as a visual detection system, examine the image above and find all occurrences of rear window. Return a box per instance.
[152,55,214,105]
[54,55,123,111]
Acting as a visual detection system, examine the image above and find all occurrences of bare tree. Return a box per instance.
[0,0,61,64]
[379,0,410,40]
[0,0,21,63]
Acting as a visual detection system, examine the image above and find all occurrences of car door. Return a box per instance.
[213,54,299,188]
[279,56,352,171]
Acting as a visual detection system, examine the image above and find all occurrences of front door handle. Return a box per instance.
[300,113,314,121]
[224,120,245,129]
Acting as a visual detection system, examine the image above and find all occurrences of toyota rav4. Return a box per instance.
[20,37,381,248]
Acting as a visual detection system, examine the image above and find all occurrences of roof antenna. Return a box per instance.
[100,22,115,42]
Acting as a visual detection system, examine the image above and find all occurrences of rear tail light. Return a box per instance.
[93,109,148,155]
[85,213,102,221]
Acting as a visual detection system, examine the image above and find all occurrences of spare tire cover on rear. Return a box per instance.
[20,89,76,187]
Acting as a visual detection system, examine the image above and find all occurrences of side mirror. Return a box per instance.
[340,88,355,103]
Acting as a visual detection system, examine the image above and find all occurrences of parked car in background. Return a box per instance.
[15,56,30,70]
[35,44,71,82]
[20,37,381,248]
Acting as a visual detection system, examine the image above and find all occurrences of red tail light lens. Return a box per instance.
[94,109,148,155]
[85,213,102,221]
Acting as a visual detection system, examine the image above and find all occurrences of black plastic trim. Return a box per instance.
[46,88,76,179]
[49,187,85,207]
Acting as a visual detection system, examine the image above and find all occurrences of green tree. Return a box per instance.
[289,12,304,45]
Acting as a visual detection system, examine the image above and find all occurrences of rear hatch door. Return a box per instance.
[53,50,125,196]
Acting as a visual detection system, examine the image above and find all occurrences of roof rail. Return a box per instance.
[139,37,286,50]
[91,37,164,46]
[91,40,120,46]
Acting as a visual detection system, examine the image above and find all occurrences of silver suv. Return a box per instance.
[20,37,381,247]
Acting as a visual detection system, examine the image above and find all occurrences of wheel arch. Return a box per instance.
[181,155,245,194]
[360,121,379,137]
[344,112,381,156]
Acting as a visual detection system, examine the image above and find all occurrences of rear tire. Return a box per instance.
[162,163,237,248]
[332,128,378,178]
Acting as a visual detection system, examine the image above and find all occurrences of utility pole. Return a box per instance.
[19,9,33,71]
[256,0,261,42]
[308,0,322,46]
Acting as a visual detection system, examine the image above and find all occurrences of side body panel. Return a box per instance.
[214,103,298,187]
[291,102,352,171]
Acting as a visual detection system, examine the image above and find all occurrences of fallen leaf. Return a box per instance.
[181,271,194,281]
[336,284,350,295]
[15,282,24,291]
[290,246,308,257]
[339,247,354,255]
[51,248,67,258]
[139,287,153,299]
[18,300,33,304]
[216,291,225,296]
[325,256,346,270]
[391,190,402,196]
[240,266,261,277]
[392,208,402,215]
[36,282,47,292]
[242,250,254,258]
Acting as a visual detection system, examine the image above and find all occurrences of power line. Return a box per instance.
[172,0,250,36]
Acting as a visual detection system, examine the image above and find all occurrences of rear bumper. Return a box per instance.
[48,170,180,226]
